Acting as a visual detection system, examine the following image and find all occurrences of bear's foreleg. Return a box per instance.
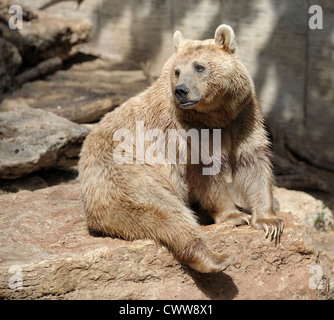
[188,167,250,226]
[232,148,284,243]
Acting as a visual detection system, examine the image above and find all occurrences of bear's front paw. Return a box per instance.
[216,212,250,226]
[251,216,284,244]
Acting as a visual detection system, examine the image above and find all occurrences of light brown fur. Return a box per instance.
[79,25,283,273]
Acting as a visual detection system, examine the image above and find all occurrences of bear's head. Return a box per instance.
[170,24,254,123]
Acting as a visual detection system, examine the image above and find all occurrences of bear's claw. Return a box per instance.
[251,217,284,245]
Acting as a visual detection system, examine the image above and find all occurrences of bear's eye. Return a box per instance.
[175,69,180,77]
[194,64,205,73]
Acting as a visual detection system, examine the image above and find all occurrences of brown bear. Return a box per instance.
[78,24,284,273]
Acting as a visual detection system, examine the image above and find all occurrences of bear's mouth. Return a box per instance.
[180,101,199,108]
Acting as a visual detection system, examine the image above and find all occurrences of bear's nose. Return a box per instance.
[175,84,189,101]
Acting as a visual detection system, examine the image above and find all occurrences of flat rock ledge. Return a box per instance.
[0,184,333,300]
[0,102,89,179]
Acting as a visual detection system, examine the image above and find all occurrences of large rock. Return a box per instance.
[0,101,89,179]
[274,187,334,233]
[4,60,148,123]
[0,183,332,300]
[0,1,92,94]
[19,12,93,65]
[274,187,334,278]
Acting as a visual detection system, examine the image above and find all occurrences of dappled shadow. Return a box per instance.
[252,1,309,154]
[92,0,260,69]
[251,1,334,193]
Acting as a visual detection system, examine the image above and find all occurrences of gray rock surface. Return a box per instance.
[19,12,93,65]
[0,101,89,179]
[0,0,92,93]
[5,60,148,123]
[274,187,334,233]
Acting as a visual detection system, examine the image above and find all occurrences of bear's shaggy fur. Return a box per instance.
[79,25,283,273]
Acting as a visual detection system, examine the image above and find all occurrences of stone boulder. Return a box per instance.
[5,59,148,123]
[274,187,334,233]
[0,0,92,94]
[20,12,93,66]
[0,183,332,300]
[274,187,334,279]
[0,101,89,179]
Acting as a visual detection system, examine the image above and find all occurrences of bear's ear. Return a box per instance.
[173,30,184,51]
[214,24,237,54]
